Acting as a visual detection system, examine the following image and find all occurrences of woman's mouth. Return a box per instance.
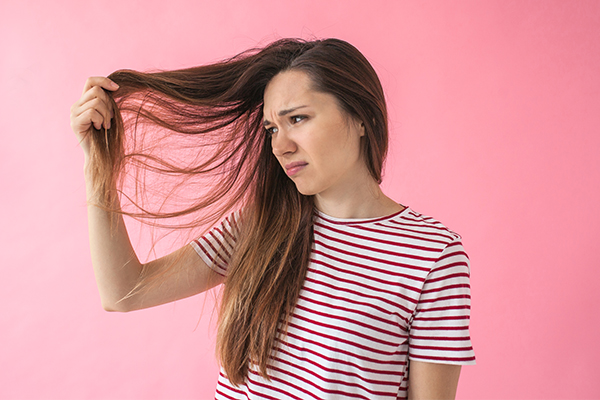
[285,161,308,177]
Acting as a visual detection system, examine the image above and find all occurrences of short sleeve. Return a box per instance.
[190,211,241,277]
[408,238,476,365]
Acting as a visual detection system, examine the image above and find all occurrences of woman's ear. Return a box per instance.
[358,121,365,137]
[346,115,365,137]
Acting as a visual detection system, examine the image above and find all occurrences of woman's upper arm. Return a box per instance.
[408,361,462,400]
[119,243,224,312]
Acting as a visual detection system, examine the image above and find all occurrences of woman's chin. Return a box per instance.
[293,182,317,197]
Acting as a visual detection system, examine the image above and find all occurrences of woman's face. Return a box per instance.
[263,70,370,199]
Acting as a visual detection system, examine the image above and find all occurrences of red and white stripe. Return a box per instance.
[191,207,475,399]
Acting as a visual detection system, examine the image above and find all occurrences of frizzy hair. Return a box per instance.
[85,38,389,386]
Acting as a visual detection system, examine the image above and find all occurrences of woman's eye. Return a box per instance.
[266,126,278,136]
[291,115,306,124]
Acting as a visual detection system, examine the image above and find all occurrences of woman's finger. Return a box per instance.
[82,76,119,95]
[72,107,105,134]
[73,86,114,130]
[78,85,114,117]
[79,84,112,105]
[71,108,107,155]
[76,94,113,129]
[71,98,112,134]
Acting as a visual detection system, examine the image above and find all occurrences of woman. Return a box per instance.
[70,38,474,399]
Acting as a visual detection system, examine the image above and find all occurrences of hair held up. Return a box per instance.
[86,38,389,386]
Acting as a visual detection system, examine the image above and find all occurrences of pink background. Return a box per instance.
[1,1,599,398]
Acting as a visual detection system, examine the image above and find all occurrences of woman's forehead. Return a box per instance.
[263,71,313,108]
[263,71,339,118]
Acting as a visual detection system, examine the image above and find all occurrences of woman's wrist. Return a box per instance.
[83,158,94,180]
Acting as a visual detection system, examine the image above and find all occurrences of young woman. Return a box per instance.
[70,38,475,399]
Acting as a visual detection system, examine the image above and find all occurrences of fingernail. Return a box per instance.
[110,81,119,89]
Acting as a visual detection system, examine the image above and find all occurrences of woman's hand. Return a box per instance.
[70,76,119,158]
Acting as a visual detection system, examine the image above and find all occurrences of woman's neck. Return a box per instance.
[314,177,403,220]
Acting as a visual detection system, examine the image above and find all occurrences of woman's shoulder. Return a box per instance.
[395,207,463,243]
[315,206,462,245]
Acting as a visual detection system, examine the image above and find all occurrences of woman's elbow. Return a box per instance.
[101,298,132,313]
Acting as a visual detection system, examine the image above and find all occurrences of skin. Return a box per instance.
[71,74,461,398]
[408,361,462,400]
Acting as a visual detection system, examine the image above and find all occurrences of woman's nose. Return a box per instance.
[271,129,297,157]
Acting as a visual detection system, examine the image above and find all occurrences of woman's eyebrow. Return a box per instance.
[263,105,308,126]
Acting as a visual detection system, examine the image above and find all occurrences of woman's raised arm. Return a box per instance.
[71,77,223,312]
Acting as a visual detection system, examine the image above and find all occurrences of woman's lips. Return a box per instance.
[285,161,308,176]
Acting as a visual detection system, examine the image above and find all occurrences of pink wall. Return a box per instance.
[1,0,599,398]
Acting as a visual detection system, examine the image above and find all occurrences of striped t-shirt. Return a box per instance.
[191,206,475,399]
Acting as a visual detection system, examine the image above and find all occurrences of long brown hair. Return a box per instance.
[86,38,388,386]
